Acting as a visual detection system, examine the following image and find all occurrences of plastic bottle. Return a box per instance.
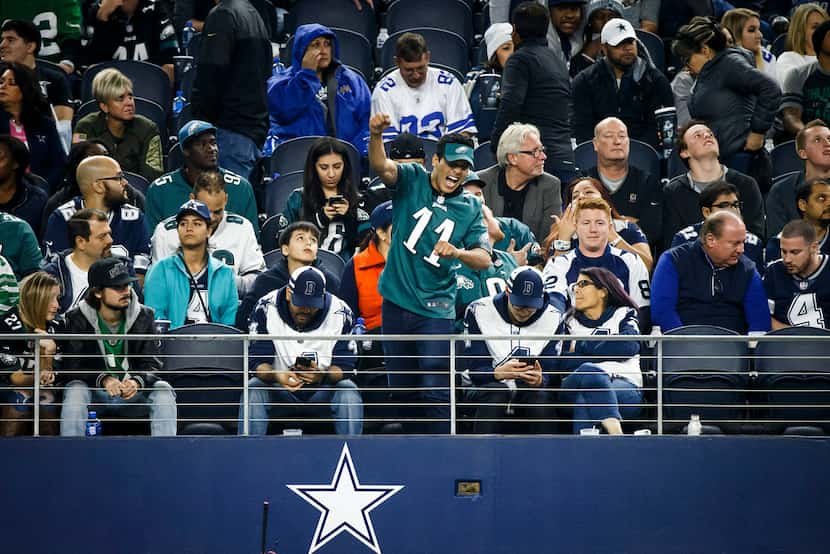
[85,410,102,437]
[353,317,372,351]
[261,133,279,158]
[687,414,702,436]
[376,27,389,49]
[172,89,186,118]
[181,22,194,56]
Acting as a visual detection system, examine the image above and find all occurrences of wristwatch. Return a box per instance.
[609,237,622,247]
[554,239,572,251]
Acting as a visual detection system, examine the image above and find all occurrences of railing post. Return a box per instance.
[33,337,40,437]
[656,337,663,435]
[449,337,456,436]
[242,336,250,436]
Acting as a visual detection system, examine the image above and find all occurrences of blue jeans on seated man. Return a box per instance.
[561,363,643,434]
[216,127,260,182]
[239,377,363,435]
[60,380,178,436]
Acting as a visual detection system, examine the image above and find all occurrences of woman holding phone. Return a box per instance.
[560,266,643,435]
[283,137,363,260]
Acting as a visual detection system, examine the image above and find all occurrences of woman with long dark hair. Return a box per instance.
[0,61,67,191]
[560,266,643,435]
[283,137,363,259]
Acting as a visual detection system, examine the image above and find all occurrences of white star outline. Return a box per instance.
[287,443,404,554]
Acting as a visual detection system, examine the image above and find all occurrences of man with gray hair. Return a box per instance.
[477,122,562,241]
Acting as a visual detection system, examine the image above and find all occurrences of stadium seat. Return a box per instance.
[161,322,244,435]
[288,0,377,43]
[267,136,362,189]
[263,248,282,269]
[635,29,664,72]
[754,326,830,435]
[282,27,375,86]
[174,102,194,137]
[381,28,469,77]
[265,171,304,217]
[771,33,787,57]
[387,0,473,46]
[260,213,286,253]
[263,248,345,278]
[660,325,750,433]
[75,97,170,150]
[123,171,150,195]
[474,142,497,170]
[81,60,171,114]
[574,139,660,179]
[667,148,686,180]
[166,142,183,172]
[468,73,501,142]
[771,140,802,180]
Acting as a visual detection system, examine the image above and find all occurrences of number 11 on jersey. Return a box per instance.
[403,207,456,267]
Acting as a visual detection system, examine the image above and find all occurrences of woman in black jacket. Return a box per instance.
[672,17,781,175]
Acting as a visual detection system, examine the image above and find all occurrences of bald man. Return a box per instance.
[42,155,151,277]
[651,211,771,334]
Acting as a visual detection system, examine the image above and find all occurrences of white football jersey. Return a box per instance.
[150,211,265,276]
[371,66,477,141]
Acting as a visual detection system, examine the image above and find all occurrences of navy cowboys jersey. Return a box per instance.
[766,230,830,264]
[672,221,765,274]
[764,255,830,328]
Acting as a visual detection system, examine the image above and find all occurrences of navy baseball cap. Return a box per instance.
[178,120,216,149]
[88,257,138,289]
[176,199,211,223]
[507,266,545,309]
[288,266,327,309]
[370,201,393,229]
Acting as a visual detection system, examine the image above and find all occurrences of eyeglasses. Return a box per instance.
[96,173,126,183]
[517,147,546,159]
[711,201,742,210]
[711,271,723,297]
[573,279,597,289]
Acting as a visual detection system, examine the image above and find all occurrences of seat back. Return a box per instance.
[771,140,802,180]
[166,142,183,172]
[573,140,596,174]
[263,248,283,269]
[260,213,286,253]
[288,0,377,43]
[661,325,750,432]
[316,249,346,279]
[123,171,150,195]
[387,0,473,46]
[161,323,244,434]
[755,326,830,432]
[381,28,469,76]
[268,136,362,187]
[265,171,304,218]
[771,33,788,57]
[474,142,497,171]
[81,60,171,112]
[635,29,665,71]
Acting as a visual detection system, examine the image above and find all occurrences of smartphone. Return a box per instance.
[295,356,313,368]
[327,195,345,205]
[518,357,537,367]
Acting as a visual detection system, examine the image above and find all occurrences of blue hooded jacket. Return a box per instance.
[267,24,371,155]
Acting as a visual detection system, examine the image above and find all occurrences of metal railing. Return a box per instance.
[2,332,830,436]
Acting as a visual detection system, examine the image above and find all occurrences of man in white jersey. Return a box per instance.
[238,266,362,435]
[150,171,264,296]
[371,32,477,142]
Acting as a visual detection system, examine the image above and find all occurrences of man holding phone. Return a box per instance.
[239,266,362,435]
[463,266,563,434]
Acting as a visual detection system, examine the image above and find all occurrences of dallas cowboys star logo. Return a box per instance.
[287,443,404,554]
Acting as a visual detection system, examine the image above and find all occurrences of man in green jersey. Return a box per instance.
[369,112,491,433]
[0,0,82,73]
[144,120,259,235]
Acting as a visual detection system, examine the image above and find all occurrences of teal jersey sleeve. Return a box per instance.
[283,189,304,225]
[493,217,538,251]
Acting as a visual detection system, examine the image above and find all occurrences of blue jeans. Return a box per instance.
[561,363,643,434]
[216,127,260,181]
[381,300,452,434]
[239,377,363,435]
[60,380,177,436]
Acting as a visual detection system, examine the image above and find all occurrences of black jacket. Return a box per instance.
[236,256,342,330]
[191,0,273,146]
[58,290,160,389]
[0,306,60,385]
[661,167,766,250]
[587,165,662,245]
[490,36,573,165]
[688,48,781,161]
[765,170,803,238]
[0,176,48,239]
[571,57,674,148]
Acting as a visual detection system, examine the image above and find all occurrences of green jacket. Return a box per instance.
[0,212,42,278]
[73,112,163,181]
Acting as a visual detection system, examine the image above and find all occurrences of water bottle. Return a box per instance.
[85,410,102,437]
[687,414,702,436]
[353,317,372,351]
[181,22,194,56]
[376,27,389,49]
[172,89,186,118]
[262,132,279,158]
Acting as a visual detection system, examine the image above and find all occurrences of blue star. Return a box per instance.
[287,443,404,554]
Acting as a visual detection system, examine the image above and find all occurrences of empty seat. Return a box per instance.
[771,140,802,180]
[265,171,304,217]
[123,171,150,195]
[635,29,665,72]
[260,213,286,253]
[81,60,171,113]
[387,0,473,46]
[288,0,377,43]
[474,142,497,170]
[380,28,469,77]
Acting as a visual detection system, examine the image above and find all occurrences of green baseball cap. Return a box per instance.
[443,143,474,167]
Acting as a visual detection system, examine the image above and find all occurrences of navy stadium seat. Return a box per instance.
[574,139,660,179]
[260,213,286,253]
[161,322,244,435]
[81,60,171,114]
[123,171,150,195]
[381,28,469,77]
[661,325,750,433]
[771,140,802,180]
[288,0,377,43]
[267,136,362,190]
[166,142,183,172]
[387,0,473,46]
[265,171,304,217]
[474,142,497,170]
[635,29,665,72]
[755,326,830,434]
[282,27,375,86]
[771,33,787,57]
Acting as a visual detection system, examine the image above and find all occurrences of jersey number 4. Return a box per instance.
[788,293,825,328]
[403,207,456,267]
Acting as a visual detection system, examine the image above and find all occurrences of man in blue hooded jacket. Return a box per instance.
[267,24,371,155]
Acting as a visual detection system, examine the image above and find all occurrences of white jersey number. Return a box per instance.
[403,207,455,267]
[787,293,825,327]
